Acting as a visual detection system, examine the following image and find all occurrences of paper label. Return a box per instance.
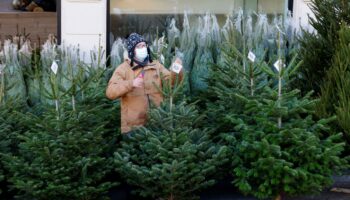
[248,51,256,62]
[274,59,285,72]
[160,54,165,64]
[51,60,58,74]
[170,63,182,74]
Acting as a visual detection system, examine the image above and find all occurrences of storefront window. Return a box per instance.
[109,0,286,44]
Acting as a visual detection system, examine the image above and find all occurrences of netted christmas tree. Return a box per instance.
[190,14,220,93]
[109,10,299,96]
[206,30,349,199]
[298,0,350,94]
[0,39,27,102]
[114,75,228,200]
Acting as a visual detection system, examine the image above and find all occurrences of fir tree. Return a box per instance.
[0,40,27,102]
[204,41,269,140]
[231,75,348,199]
[207,32,348,199]
[298,0,350,94]
[114,76,228,200]
[190,14,220,93]
[0,60,31,197]
[0,100,28,196]
[1,64,120,200]
[317,24,350,143]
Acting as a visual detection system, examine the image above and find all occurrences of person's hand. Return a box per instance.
[133,74,144,88]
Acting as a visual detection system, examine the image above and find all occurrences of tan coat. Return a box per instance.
[106,60,182,133]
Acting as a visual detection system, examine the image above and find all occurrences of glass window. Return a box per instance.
[109,0,286,45]
[258,0,285,13]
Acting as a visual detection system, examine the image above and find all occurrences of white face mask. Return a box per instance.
[135,47,148,61]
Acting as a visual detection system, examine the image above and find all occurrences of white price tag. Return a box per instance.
[170,63,182,74]
[160,54,165,64]
[248,51,256,62]
[158,36,165,47]
[273,59,285,72]
[51,60,58,74]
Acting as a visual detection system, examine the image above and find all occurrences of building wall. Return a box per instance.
[61,0,107,62]
[293,0,314,32]
[258,0,286,14]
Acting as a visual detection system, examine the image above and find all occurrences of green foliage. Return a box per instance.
[0,100,29,195]
[114,80,228,200]
[298,0,350,94]
[110,11,298,96]
[2,87,119,200]
[205,44,270,138]
[317,24,350,142]
[0,36,121,199]
[231,90,347,199]
[206,32,348,199]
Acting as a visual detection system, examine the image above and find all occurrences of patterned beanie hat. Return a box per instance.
[126,33,146,59]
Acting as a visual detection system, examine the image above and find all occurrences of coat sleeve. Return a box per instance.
[106,65,134,100]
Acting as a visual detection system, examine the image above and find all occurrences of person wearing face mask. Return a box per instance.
[106,33,183,134]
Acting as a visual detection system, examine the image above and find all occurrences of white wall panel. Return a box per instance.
[61,0,107,62]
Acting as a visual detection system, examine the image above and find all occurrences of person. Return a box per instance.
[106,33,183,134]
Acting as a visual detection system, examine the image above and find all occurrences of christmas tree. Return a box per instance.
[114,76,228,200]
[206,31,348,199]
[2,57,120,199]
[231,72,348,199]
[298,0,350,94]
[0,100,28,196]
[317,24,350,143]
[0,43,31,195]
[204,35,271,141]
[0,39,27,102]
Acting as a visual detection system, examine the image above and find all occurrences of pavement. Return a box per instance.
[200,174,350,200]
[108,174,350,200]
